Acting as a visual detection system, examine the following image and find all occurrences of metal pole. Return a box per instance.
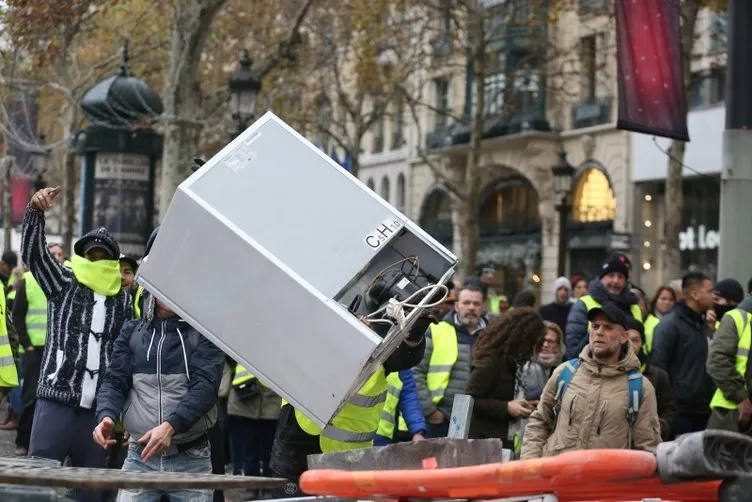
[556,196,570,278]
[718,0,752,281]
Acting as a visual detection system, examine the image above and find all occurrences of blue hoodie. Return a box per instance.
[374,369,427,445]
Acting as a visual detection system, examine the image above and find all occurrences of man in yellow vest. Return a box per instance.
[268,311,435,496]
[565,253,643,359]
[9,244,65,452]
[0,265,19,431]
[413,284,488,438]
[0,250,18,294]
[707,292,752,433]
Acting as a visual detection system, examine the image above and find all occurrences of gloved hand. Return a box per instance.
[407,309,439,342]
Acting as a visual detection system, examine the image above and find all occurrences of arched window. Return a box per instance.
[366,178,375,190]
[380,176,390,202]
[478,177,540,237]
[419,186,453,242]
[572,167,616,223]
[396,173,406,212]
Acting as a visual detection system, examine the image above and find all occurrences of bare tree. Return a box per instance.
[402,0,588,279]
[158,0,314,219]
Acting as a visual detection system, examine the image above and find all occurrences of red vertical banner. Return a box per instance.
[616,0,690,141]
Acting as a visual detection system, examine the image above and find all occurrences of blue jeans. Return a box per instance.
[116,440,213,502]
[9,357,22,413]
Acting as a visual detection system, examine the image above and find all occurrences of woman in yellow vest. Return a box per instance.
[643,285,678,354]
[268,312,436,497]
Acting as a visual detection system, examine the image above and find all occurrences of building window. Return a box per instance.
[581,35,597,101]
[380,176,390,202]
[711,12,727,52]
[478,178,540,237]
[689,68,726,109]
[572,167,616,223]
[435,78,449,129]
[372,115,385,153]
[366,178,375,190]
[392,102,404,149]
[420,187,453,242]
[396,173,406,212]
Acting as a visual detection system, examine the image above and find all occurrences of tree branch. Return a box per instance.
[256,0,316,79]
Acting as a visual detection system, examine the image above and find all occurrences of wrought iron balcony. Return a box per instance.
[579,0,608,15]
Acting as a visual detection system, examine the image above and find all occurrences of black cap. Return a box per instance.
[624,316,645,344]
[119,255,139,272]
[587,301,628,328]
[714,278,745,305]
[600,253,630,280]
[1,250,17,268]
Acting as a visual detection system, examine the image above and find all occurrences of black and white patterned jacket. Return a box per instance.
[21,205,133,409]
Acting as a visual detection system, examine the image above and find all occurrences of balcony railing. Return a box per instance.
[571,97,612,129]
[432,33,452,58]
[425,104,550,151]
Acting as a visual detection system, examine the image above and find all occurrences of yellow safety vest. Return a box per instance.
[375,372,409,440]
[133,285,144,319]
[580,295,643,329]
[644,314,660,354]
[294,366,387,453]
[426,322,458,404]
[710,309,751,410]
[23,272,47,347]
[0,292,18,388]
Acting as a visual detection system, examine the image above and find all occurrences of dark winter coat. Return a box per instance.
[641,357,678,440]
[465,356,517,445]
[539,301,572,333]
[651,300,715,417]
[96,315,225,449]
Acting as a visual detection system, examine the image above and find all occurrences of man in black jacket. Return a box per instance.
[625,317,677,440]
[651,271,715,437]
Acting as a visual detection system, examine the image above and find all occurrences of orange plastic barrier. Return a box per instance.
[299,449,722,501]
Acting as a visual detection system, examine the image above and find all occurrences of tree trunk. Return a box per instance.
[663,140,685,280]
[454,5,486,279]
[662,0,700,281]
[2,157,11,251]
[62,149,77,254]
[158,0,227,220]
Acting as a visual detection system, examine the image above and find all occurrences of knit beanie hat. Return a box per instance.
[74,227,120,259]
[599,253,630,280]
[625,316,645,345]
[714,278,745,304]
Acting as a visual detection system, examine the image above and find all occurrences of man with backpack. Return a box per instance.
[520,302,661,459]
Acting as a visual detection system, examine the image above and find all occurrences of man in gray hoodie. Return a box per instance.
[538,277,572,333]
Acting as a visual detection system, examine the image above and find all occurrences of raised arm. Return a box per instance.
[21,188,71,299]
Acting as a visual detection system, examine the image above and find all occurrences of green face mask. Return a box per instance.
[70,255,121,297]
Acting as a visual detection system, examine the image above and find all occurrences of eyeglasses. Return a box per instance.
[542,338,558,346]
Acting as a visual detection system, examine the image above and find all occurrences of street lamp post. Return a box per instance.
[31,135,50,193]
[551,149,576,278]
[228,50,262,139]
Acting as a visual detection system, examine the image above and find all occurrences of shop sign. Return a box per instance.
[679,225,719,251]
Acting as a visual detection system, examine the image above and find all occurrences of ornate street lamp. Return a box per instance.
[228,50,262,138]
[551,148,576,278]
[31,135,51,192]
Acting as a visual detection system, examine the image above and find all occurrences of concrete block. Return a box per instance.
[307,437,505,471]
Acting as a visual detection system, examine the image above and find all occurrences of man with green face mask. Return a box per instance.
[21,186,132,502]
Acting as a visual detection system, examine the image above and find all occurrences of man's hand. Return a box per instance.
[30,187,61,212]
[412,432,425,443]
[507,399,536,418]
[706,309,718,328]
[92,417,116,449]
[25,346,34,352]
[426,410,445,424]
[739,398,752,424]
[138,421,175,462]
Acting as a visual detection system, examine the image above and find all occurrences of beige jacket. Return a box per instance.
[520,343,661,459]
